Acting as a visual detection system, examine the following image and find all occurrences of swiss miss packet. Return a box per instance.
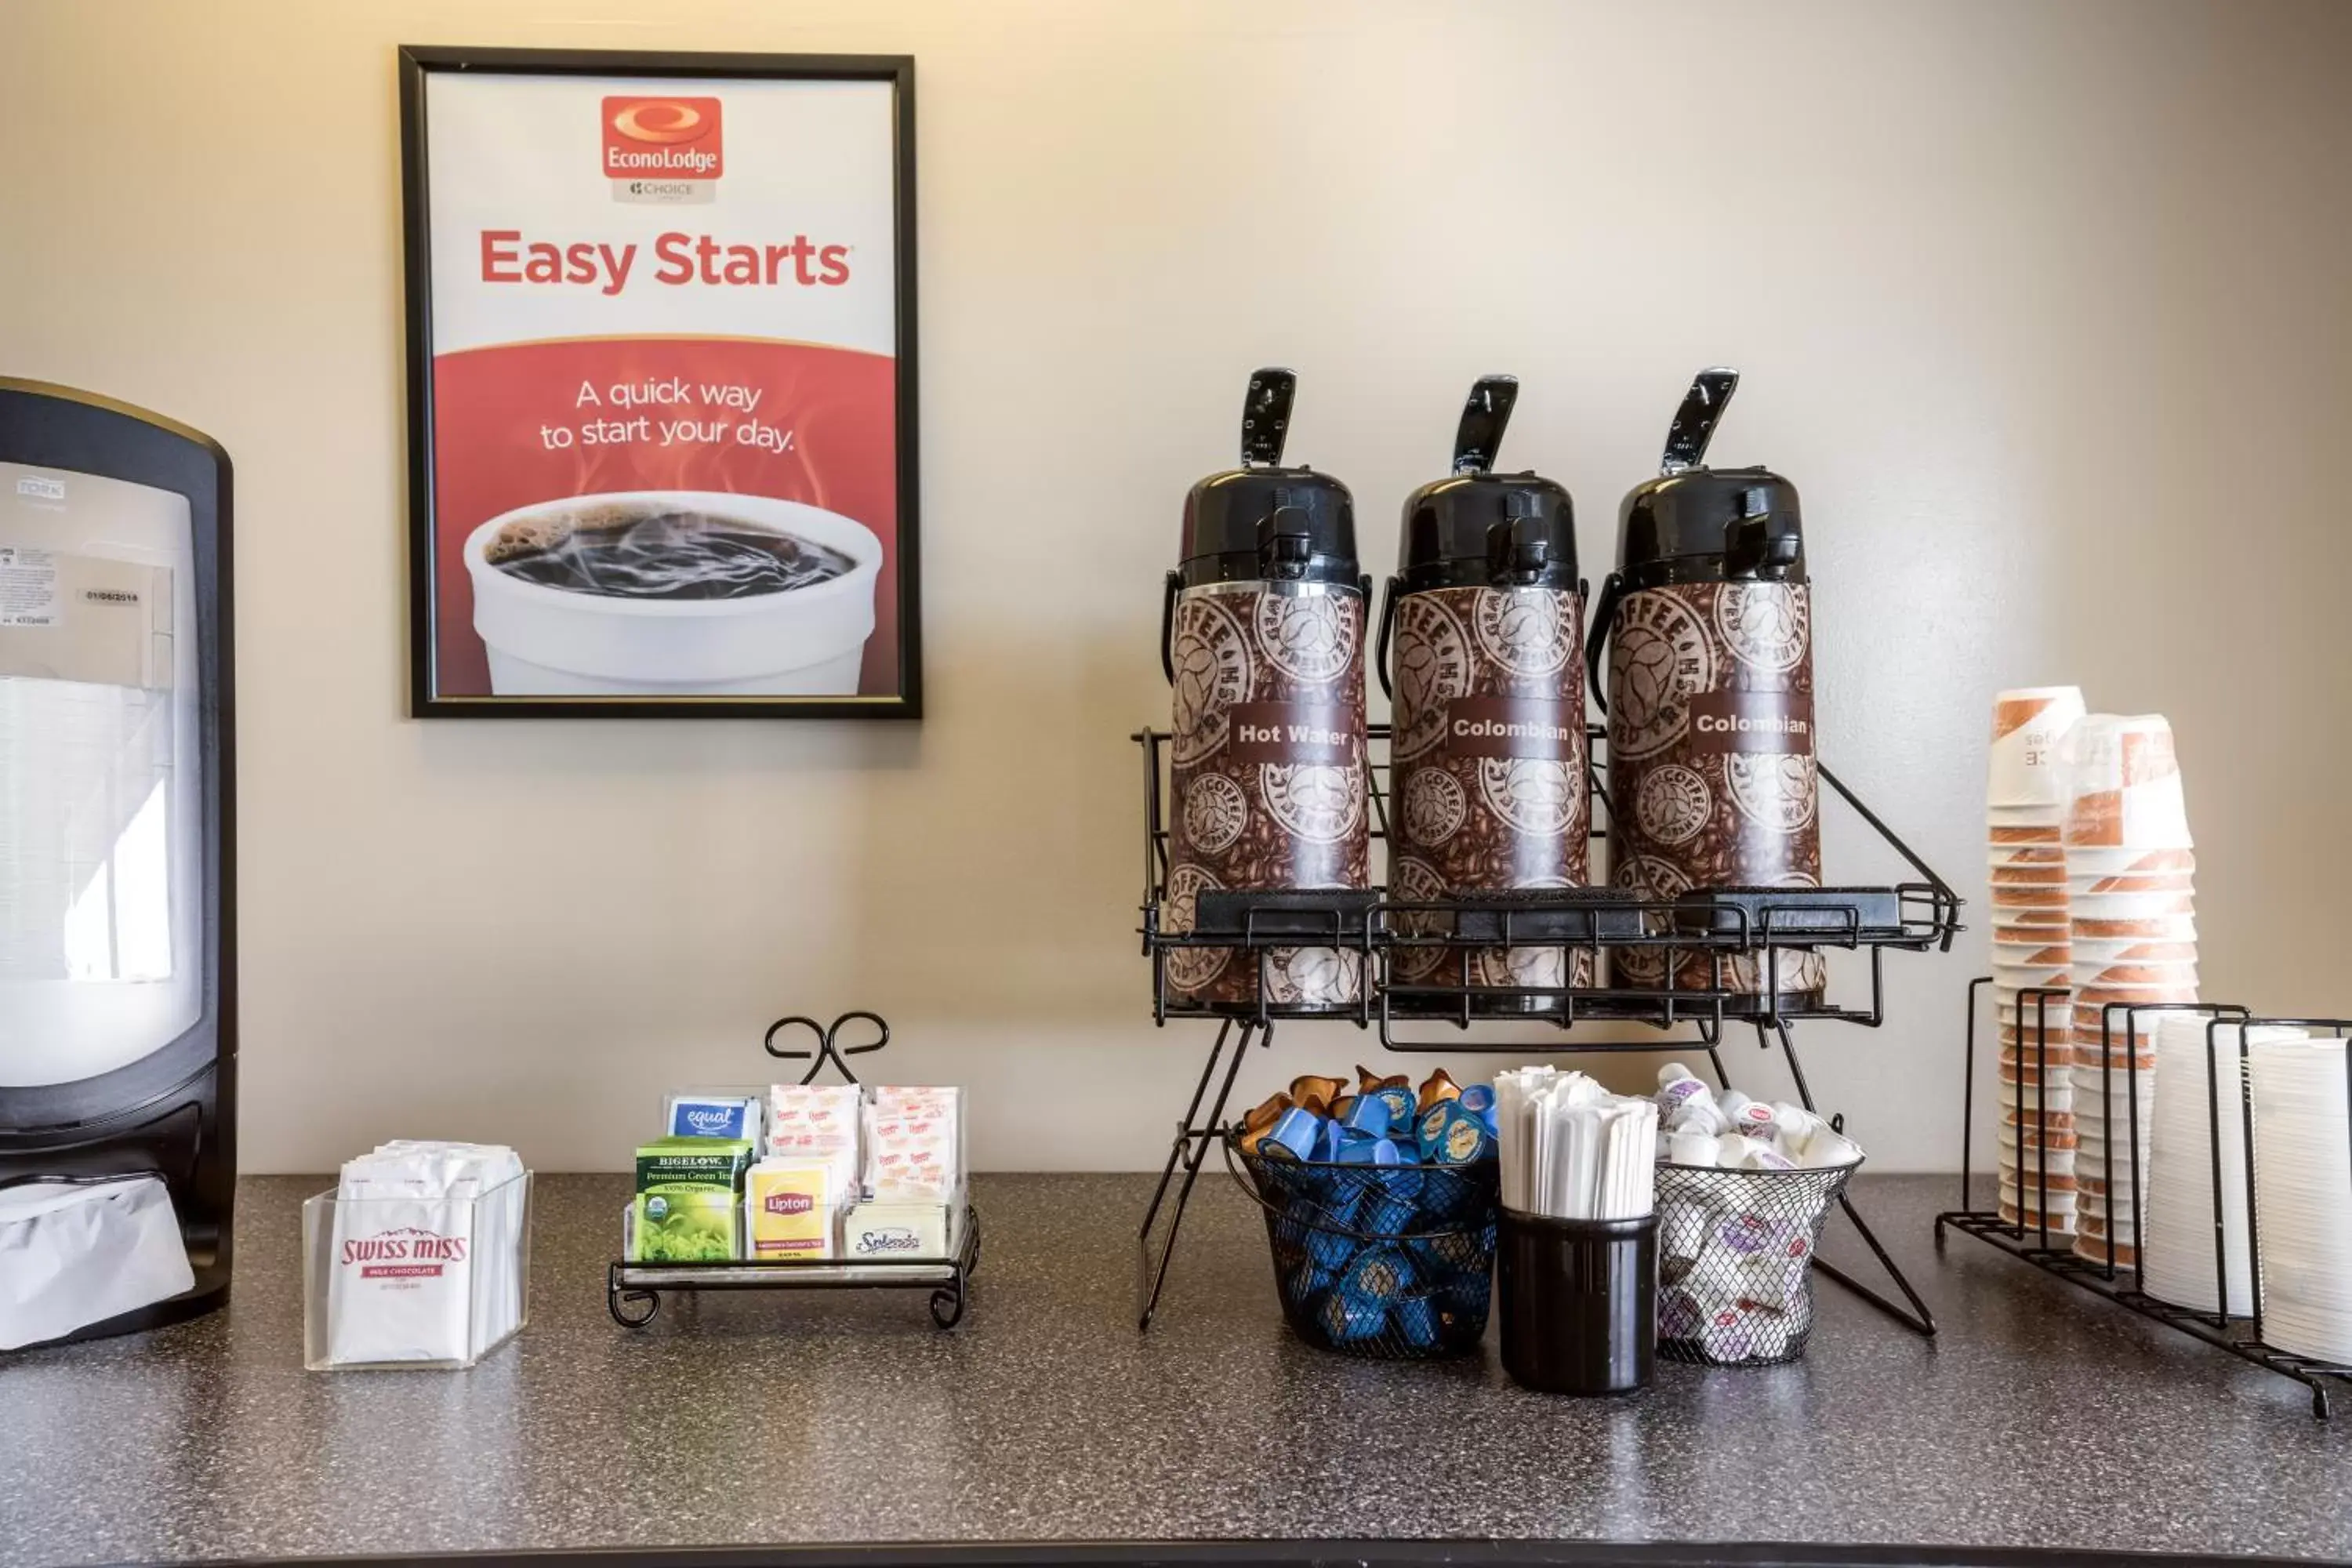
[323,1141,525,1366]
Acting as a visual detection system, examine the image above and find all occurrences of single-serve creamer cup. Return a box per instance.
[1988,687,2085,807]
[464,490,884,696]
[2062,714,2192,850]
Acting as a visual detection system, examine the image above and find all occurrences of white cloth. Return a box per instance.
[0,1175,194,1351]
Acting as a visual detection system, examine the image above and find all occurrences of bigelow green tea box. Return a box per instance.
[630,1138,753,1262]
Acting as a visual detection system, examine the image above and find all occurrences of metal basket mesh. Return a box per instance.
[1232,1141,1499,1359]
[1653,1161,1857,1367]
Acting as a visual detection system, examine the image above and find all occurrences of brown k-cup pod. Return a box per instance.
[1243,1092,1293,1134]
[1290,1075,1347,1111]
[1416,1069,1461,1113]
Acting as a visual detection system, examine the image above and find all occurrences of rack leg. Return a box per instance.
[1756,1018,1940,1338]
[1136,1018,1258,1330]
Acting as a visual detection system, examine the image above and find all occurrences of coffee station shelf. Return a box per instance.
[1131,722,1958,1338]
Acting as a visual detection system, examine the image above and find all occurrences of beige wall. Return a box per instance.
[4,0,2349,1173]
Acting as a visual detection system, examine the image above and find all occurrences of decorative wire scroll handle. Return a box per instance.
[763,1010,891,1086]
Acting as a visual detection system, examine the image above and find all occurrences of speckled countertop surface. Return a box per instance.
[2,1172,2350,1566]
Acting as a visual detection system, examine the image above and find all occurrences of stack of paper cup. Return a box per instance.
[1987,687,2084,1233]
[2062,713,2197,1267]
[2248,1036,2352,1363]
[2142,1017,2307,1316]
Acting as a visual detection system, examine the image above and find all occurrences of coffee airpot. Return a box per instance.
[1378,376,1592,1007]
[1160,369,1370,1011]
[1586,369,1824,1001]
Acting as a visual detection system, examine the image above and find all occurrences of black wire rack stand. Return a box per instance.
[1134,722,1960,1334]
[608,1011,981,1332]
[1934,988,2352,1417]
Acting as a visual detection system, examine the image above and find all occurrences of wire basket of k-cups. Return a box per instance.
[1652,1065,1864,1366]
[1228,1068,1501,1359]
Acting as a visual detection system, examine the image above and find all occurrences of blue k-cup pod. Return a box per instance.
[1263,1106,1323,1161]
[1306,1225,1357,1274]
[1370,1084,1417,1127]
[1419,1101,1495,1165]
[1458,1083,1495,1116]
[1319,1290,1385,1345]
[1335,1132,1402,1167]
[1341,1245,1417,1309]
[1361,1193,1421,1240]
[1340,1094,1394,1139]
[1314,1118,1346,1163]
[1392,1290,1441,1348]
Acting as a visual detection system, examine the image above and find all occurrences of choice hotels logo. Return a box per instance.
[603,96,723,202]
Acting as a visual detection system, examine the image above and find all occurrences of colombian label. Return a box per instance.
[1227,701,1354,765]
[1438,696,1580,760]
[1687,689,1815,754]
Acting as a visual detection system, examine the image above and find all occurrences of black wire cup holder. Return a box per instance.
[1225,1137,1497,1359]
[1937,989,2352,1417]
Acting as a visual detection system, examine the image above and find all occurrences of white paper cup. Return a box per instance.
[464,491,884,696]
[2063,714,2192,850]
[2065,848,2195,877]
[1988,688,2085,806]
[2071,914,2198,942]
[2067,891,2198,920]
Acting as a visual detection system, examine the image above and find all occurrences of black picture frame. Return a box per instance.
[397,45,921,720]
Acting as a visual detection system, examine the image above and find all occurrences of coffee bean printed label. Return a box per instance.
[1389,593,1472,761]
[1165,582,1367,1010]
[1388,585,1593,996]
[1606,580,1821,998]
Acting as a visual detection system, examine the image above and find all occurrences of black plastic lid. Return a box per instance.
[1178,368,1359,590]
[1616,368,1805,586]
[1397,376,1578,594]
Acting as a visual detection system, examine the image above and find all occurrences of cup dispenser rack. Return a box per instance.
[1936,991,2352,1419]
[1131,722,1961,1332]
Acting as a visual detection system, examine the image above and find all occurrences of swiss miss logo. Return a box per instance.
[341,1225,467,1279]
[602,96,724,180]
[764,1192,815,1216]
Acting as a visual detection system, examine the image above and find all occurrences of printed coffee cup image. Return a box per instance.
[463,491,883,696]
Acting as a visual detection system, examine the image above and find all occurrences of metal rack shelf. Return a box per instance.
[1935,987,2352,1417]
[1133,722,1959,1338]
[606,1011,980,1334]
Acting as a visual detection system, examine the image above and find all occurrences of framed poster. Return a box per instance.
[399,47,920,718]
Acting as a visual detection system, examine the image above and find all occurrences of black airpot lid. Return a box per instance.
[1398,375,1577,593]
[1178,368,1359,590]
[1617,368,1806,586]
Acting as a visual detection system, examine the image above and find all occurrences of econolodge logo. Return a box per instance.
[602,96,724,177]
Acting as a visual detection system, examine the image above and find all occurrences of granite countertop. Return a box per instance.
[2,1171,2350,1566]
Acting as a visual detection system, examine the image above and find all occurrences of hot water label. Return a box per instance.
[1227,702,1355,766]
